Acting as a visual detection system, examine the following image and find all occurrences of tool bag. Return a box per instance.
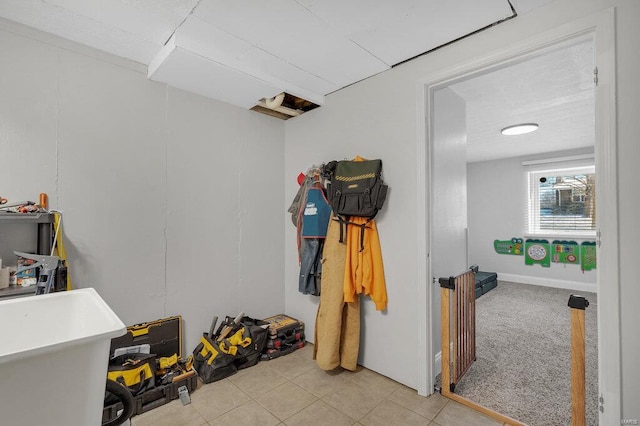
[234,316,269,370]
[193,316,269,382]
[325,159,388,248]
[107,353,157,396]
[192,333,238,383]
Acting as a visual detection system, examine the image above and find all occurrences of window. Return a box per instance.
[526,160,596,236]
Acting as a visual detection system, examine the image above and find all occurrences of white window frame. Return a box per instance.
[525,158,596,238]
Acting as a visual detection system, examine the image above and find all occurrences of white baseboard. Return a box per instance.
[497,273,597,294]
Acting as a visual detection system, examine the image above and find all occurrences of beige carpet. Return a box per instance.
[445,281,598,426]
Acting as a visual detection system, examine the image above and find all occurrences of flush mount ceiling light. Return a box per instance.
[501,123,539,136]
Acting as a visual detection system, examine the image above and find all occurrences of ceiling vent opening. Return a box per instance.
[251,92,320,120]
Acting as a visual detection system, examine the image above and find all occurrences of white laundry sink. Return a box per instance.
[0,288,126,425]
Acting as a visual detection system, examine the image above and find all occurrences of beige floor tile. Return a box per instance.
[232,356,271,379]
[322,380,386,421]
[345,367,401,398]
[131,399,207,426]
[359,399,430,426]
[190,378,251,420]
[432,400,501,426]
[207,400,280,426]
[228,363,288,398]
[265,352,317,380]
[296,342,315,360]
[284,400,355,426]
[255,382,318,420]
[387,386,448,420]
[292,366,350,397]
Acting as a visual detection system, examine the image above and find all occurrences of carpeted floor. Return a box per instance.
[447,281,598,426]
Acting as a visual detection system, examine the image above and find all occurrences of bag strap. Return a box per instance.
[334,215,372,252]
[116,368,148,396]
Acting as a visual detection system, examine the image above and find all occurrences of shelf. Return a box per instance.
[0,285,37,299]
[0,212,53,224]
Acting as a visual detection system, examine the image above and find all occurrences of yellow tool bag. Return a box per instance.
[192,333,238,383]
[107,353,157,396]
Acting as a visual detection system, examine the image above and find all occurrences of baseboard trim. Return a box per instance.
[498,273,597,293]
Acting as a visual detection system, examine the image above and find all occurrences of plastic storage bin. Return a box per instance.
[0,288,126,425]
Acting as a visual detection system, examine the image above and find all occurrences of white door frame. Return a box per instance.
[415,8,620,424]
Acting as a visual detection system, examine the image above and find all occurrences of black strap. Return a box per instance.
[333,216,372,251]
[116,368,147,396]
[358,219,372,252]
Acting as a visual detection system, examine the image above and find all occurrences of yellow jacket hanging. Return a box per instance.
[343,217,387,311]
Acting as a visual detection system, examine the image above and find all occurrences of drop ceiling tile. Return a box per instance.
[236,47,334,104]
[148,38,283,109]
[193,0,388,87]
[0,0,162,64]
[294,0,414,36]
[510,0,557,14]
[176,16,332,103]
[194,0,388,94]
[283,35,389,88]
[194,0,329,51]
[42,0,197,43]
[349,0,514,65]
[176,15,253,64]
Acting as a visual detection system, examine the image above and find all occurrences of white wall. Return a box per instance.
[431,87,468,370]
[284,74,418,387]
[467,149,597,293]
[0,22,285,355]
[284,0,640,419]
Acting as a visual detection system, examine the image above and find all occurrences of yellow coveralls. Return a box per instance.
[314,215,360,370]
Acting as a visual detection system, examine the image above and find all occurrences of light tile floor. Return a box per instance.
[131,343,500,426]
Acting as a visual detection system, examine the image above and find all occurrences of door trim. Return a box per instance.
[415,8,620,424]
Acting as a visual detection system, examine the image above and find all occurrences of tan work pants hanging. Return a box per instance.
[314,215,360,371]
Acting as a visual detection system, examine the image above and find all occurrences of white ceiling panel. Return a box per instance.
[349,0,514,65]
[235,47,336,104]
[193,0,389,88]
[0,0,162,64]
[194,0,329,52]
[176,16,335,103]
[39,0,197,43]
[148,37,283,109]
[510,0,557,14]
[176,16,253,66]
[293,0,414,37]
[270,34,389,89]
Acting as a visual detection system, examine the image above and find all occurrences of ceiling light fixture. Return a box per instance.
[501,123,539,136]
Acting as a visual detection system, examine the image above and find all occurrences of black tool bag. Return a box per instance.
[234,316,269,370]
[193,316,269,382]
[107,353,157,396]
[193,333,238,383]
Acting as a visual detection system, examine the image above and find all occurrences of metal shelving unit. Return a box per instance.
[0,212,54,298]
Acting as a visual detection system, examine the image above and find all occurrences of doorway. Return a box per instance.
[417,9,619,426]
